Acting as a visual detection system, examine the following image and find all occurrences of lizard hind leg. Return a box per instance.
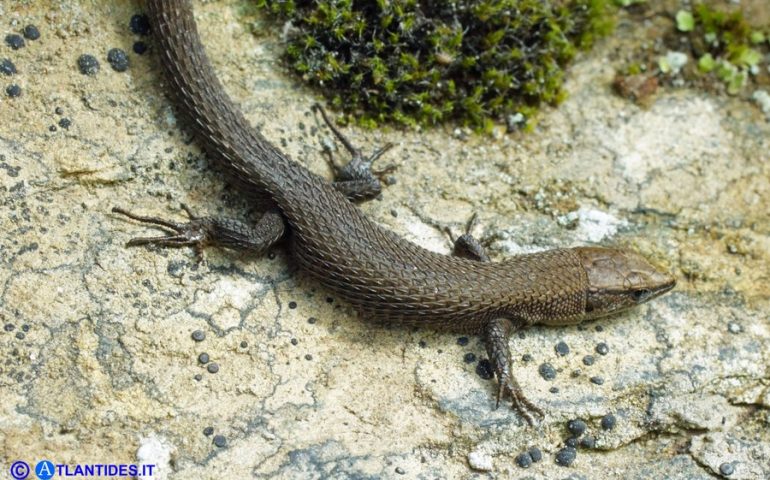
[483,317,544,426]
[112,204,285,262]
[312,103,396,202]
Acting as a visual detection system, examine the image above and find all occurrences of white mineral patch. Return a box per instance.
[468,450,493,472]
[752,90,770,120]
[567,207,627,243]
[136,435,174,480]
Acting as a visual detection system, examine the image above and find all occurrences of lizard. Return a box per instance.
[113,0,676,425]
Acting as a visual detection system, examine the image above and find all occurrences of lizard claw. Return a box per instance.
[495,381,504,409]
[372,163,397,182]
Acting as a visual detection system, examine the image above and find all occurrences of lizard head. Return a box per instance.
[575,246,676,320]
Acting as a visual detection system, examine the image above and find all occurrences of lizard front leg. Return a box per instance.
[445,213,490,262]
[448,214,543,424]
[112,204,285,262]
[483,318,545,426]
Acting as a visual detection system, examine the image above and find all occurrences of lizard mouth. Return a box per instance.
[646,275,677,301]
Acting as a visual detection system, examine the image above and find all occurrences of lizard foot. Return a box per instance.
[112,204,213,262]
[484,317,544,426]
[445,213,490,262]
[312,103,396,201]
[495,369,545,426]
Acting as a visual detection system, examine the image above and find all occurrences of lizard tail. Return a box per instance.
[146,0,298,198]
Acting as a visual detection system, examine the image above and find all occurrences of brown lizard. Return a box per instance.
[114,0,676,424]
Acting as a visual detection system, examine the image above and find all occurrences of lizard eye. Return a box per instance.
[632,289,651,302]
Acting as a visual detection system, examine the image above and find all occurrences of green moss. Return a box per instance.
[255,0,616,130]
[687,4,769,94]
[750,31,766,45]
[698,53,716,73]
[619,3,769,98]
[675,10,694,32]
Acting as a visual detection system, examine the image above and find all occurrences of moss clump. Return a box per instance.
[255,0,614,130]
